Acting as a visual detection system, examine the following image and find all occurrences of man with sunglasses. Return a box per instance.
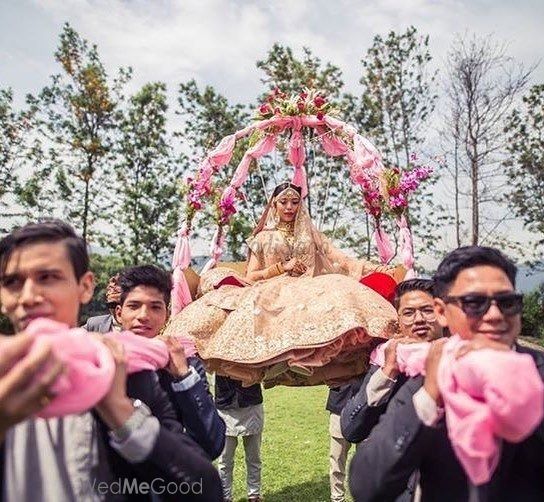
[349,246,544,502]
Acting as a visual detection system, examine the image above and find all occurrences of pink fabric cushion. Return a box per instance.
[24,318,169,418]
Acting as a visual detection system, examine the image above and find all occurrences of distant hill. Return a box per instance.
[518,266,544,292]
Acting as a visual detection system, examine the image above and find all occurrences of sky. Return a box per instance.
[1,0,543,106]
[1,0,543,273]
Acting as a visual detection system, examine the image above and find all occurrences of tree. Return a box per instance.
[445,34,532,245]
[18,23,130,243]
[520,284,544,339]
[107,82,181,265]
[256,44,344,100]
[503,84,544,244]
[357,27,437,167]
[0,88,34,230]
[355,27,439,256]
[176,80,252,259]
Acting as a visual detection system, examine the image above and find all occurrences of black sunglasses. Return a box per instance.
[443,293,523,318]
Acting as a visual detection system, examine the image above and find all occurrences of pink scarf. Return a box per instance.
[370,336,544,484]
[24,318,169,418]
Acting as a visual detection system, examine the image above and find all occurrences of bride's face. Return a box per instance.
[275,193,301,223]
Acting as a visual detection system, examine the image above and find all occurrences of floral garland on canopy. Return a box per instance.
[171,88,432,315]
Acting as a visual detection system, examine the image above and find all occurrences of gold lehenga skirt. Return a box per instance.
[164,269,399,387]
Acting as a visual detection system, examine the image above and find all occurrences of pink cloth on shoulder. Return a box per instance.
[369,335,544,485]
[437,336,544,485]
[24,318,169,418]
[370,339,430,377]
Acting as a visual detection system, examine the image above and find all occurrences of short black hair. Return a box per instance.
[0,219,89,280]
[393,278,435,310]
[272,182,302,198]
[433,246,517,298]
[118,265,172,306]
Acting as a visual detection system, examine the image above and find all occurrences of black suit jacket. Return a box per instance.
[158,358,226,460]
[349,345,544,502]
[341,365,407,443]
[326,375,366,415]
[1,370,223,502]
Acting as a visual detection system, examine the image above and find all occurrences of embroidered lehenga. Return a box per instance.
[165,193,399,387]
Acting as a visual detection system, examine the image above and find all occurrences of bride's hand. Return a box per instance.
[282,258,298,273]
[284,258,307,276]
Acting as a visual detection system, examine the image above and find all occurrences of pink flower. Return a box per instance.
[299,92,308,100]
[388,187,401,197]
[414,166,433,180]
[274,107,281,115]
[390,194,408,208]
[313,95,326,108]
[297,102,305,112]
[316,112,324,120]
[259,103,271,115]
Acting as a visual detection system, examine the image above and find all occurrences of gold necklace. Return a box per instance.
[276,221,295,260]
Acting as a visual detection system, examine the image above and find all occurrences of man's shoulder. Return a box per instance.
[517,343,544,374]
[84,314,113,331]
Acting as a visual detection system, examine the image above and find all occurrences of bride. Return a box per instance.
[165,182,400,386]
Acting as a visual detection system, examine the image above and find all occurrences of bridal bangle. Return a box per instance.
[263,262,285,279]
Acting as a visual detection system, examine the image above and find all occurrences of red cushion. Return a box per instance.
[360,272,398,304]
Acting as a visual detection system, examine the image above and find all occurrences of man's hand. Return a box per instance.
[423,338,447,405]
[94,338,134,430]
[0,333,64,441]
[455,336,510,359]
[382,339,400,379]
[164,337,190,378]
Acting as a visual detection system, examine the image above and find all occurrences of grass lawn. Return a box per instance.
[227,385,355,502]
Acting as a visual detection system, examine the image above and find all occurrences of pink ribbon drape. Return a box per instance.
[397,215,415,277]
[373,227,395,264]
[288,118,308,198]
[22,319,169,418]
[171,225,193,316]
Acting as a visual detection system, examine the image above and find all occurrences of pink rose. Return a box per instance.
[313,95,326,108]
[259,103,271,115]
[316,112,324,120]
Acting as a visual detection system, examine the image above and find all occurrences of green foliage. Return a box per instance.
[357,26,437,166]
[521,285,544,339]
[256,44,344,103]
[354,26,439,257]
[106,82,181,265]
[0,87,35,230]
[17,23,131,243]
[504,84,544,244]
[176,80,256,257]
